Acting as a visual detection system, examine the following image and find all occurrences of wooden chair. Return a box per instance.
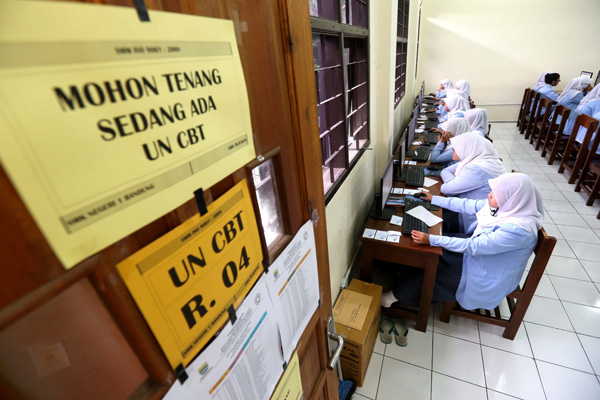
[574,124,600,212]
[541,105,571,165]
[440,228,556,340]
[520,90,540,136]
[526,97,553,144]
[517,88,530,129]
[558,114,600,184]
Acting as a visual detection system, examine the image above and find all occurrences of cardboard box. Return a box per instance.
[334,279,382,387]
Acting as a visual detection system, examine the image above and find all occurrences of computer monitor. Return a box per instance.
[595,70,600,87]
[394,139,406,183]
[581,71,593,79]
[370,157,396,220]
[407,116,417,146]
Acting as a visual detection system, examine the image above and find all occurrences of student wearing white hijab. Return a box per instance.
[430,118,472,166]
[455,79,471,98]
[435,78,455,98]
[562,85,600,136]
[381,173,543,311]
[464,109,489,138]
[440,133,507,233]
[557,76,593,110]
[439,94,470,125]
[533,71,555,91]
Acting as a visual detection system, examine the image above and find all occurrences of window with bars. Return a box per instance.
[394,0,410,106]
[309,0,369,199]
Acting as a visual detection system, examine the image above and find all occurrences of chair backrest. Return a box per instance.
[517,88,531,124]
[529,91,541,116]
[549,104,571,133]
[510,228,556,301]
[570,114,600,142]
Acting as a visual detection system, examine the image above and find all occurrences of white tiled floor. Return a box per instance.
[351,123,600,400]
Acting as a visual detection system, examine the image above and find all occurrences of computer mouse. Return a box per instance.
[416,192,428,200]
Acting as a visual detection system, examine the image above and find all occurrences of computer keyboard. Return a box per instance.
[425,132,439,144]
[405,166,424,187]
[403,198,429,235]
[412,146,431,162]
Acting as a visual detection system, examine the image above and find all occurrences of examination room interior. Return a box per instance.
[326,1,600,399]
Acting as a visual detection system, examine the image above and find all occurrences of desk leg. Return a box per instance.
[416,254,438,332]
[361,243,374,282]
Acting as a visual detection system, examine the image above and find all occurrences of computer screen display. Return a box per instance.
[595,71,600,87]
[380,157,394,211]
[581,71,593,79]
[407,117,417,147]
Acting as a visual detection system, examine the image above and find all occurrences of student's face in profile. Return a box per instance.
[488,190,499,208]
[551,78,560,86]
[452,150,460,161]
[585,84,593,93]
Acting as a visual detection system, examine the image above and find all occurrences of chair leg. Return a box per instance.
[440,302,454,323]
[568,148,588,184]
[535,127,547,151]
[586,174,600,206]
[558,134,577,174]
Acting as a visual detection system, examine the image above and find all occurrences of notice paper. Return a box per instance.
[386,231,402,243]
[423,177,438,187]
[406,206,443,227]
[185,278,284,400]
[374,231,388,241]
[390,215,403,226]
[362,228,376,239]
[265,220,320,362]
[392,188,403,195]
[333,289,372,330]
[0,1,256,268]
[403,189,419,196]
[270,353,303,400]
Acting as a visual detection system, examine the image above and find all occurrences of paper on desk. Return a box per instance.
[423,177,438,187]
[403,189,419,195]
[392,188,403,195]
[363,228,376,239]
[386,231,401,243]
[409,161,417,165]
[412,141,422,146]
[406,206,443,227]
[404,160,409,165]
[390,215,403,226]
[417,188,430,193]
[374,230,388,241]
[415,128,424,133]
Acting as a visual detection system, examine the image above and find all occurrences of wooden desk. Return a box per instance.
[360,164,443,333]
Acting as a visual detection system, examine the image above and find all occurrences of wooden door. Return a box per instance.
[0,1,338,399]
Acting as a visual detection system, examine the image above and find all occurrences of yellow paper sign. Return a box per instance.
[0,1,255,268]
[271,353,303,400]
[117,180,263,368]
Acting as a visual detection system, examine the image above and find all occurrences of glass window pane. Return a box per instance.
[0,280,147,400]
[309,0,339,22]
[251,160,284,248]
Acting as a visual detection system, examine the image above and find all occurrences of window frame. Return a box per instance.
[310,0,370,203]
[394,0,409,107]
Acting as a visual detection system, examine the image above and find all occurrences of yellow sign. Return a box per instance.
[117,180,263,368]
[271,353,303,400]
[0,1,255,268]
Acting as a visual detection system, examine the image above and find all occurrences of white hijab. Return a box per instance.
[533,71,555,91]
[445,94,470,118]
[440,79,455,95]
[456,79,471,97]
[557,77,593,104]
[450,132,506,177]
[474,173,544,236]
[578,85,600,110]
[444,88,469,101]
[441,118,472,137]
[464,109,489,135]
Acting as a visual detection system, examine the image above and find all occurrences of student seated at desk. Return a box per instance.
[538,72,561,102]
[455,79,471,99]
[435,78,454,99]
[440,133,507,233]
[464,109,489,139]
[533,71,556,91]
[439,94,470,125]
[381,173,543,310]
[429,118,472,167]
[574,108,600,154]
[562,85,600,136]
[553,77,593,124]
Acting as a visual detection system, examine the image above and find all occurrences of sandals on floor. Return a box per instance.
[393,318,409,347]
[379,315,394,344]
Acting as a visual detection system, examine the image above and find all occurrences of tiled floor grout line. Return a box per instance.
[524,323,549,400]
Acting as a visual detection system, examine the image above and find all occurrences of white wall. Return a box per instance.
[326,0,420,300]
[417,0,600,121]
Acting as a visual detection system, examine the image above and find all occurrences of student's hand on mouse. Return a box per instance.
[411,231,430,245]
[418,191,433,201]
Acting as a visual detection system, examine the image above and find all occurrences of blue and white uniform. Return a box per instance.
[441,133,506,233]
[430,118,472,167]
